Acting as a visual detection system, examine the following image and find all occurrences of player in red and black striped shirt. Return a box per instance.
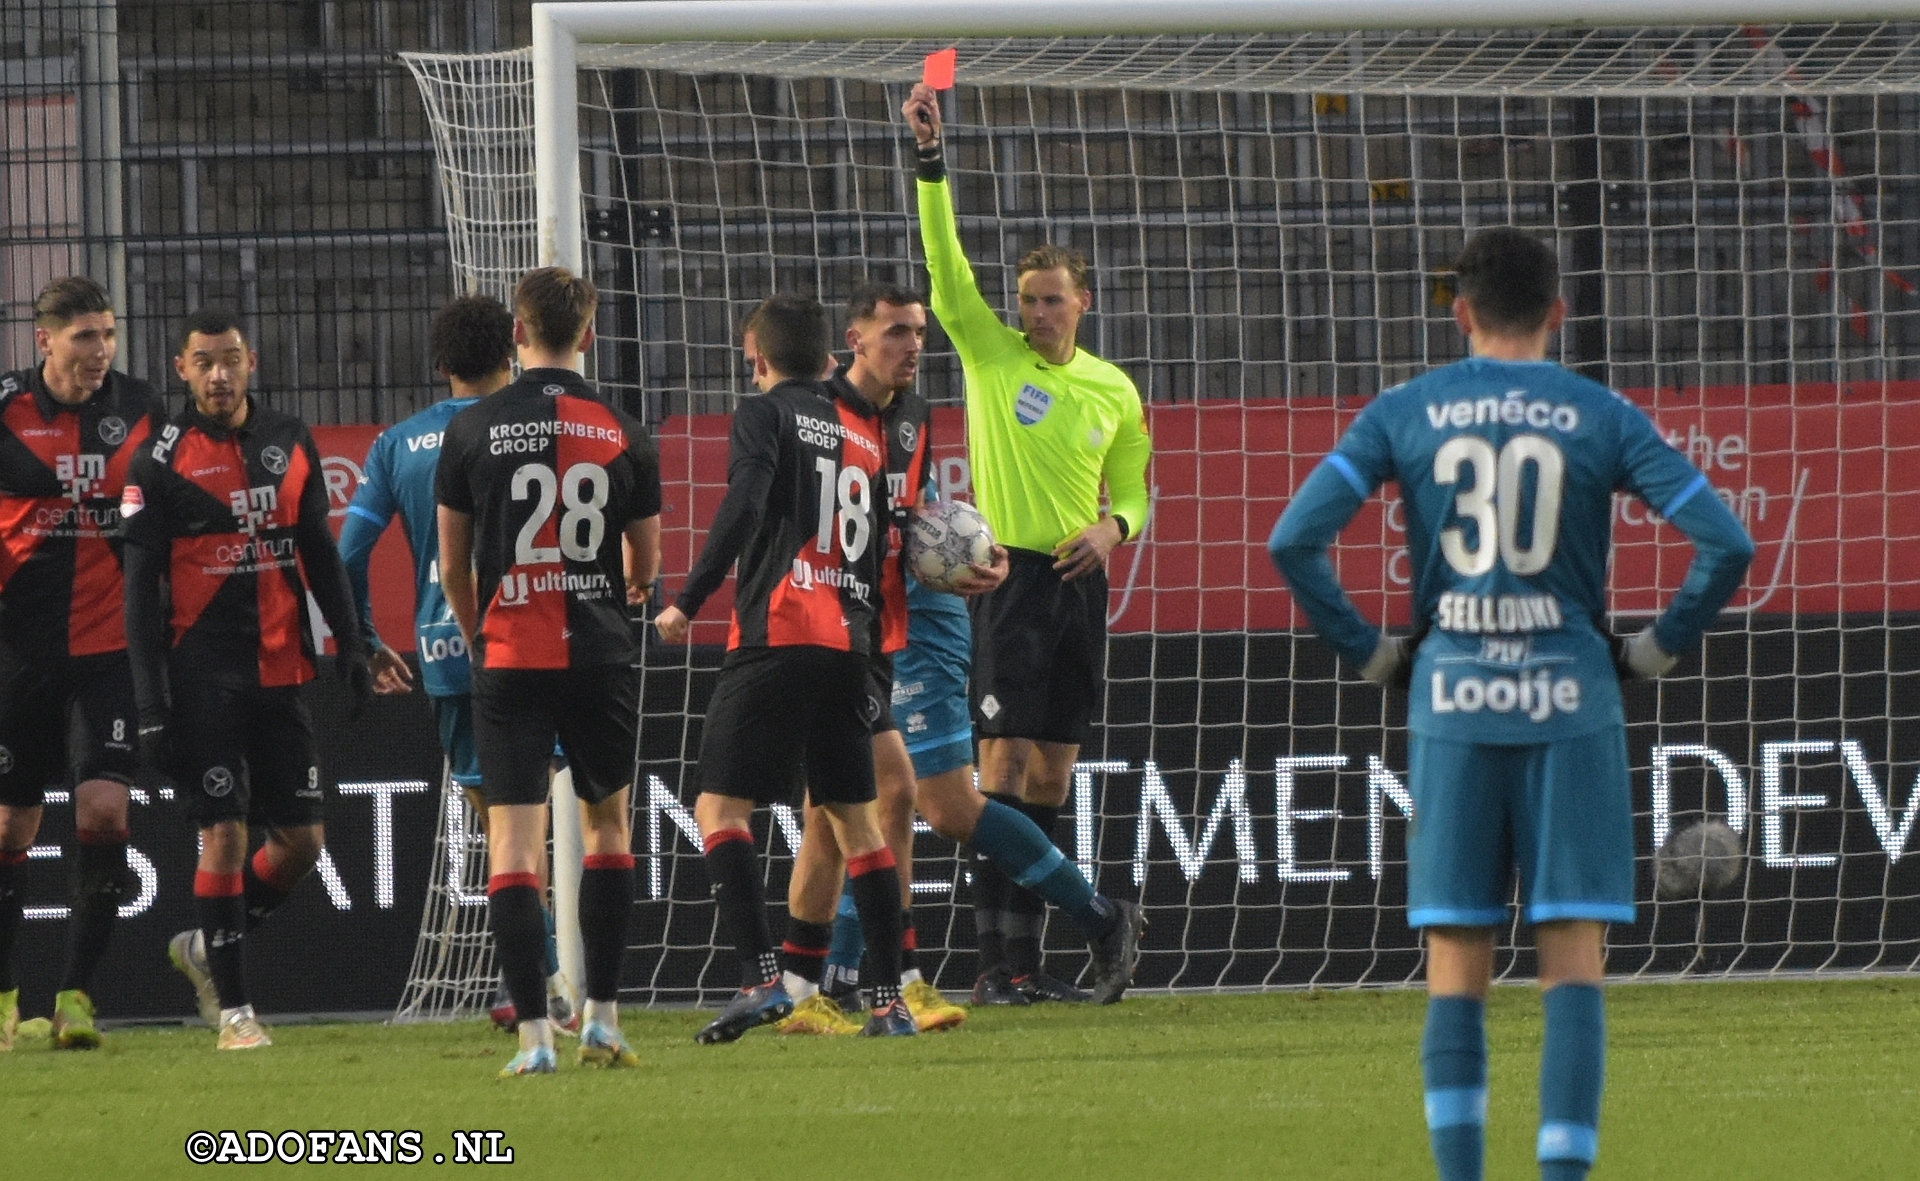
[435,267,661,1077]
[122,310,372,1050]
[654,294,916,1041]
[0,277,165,1050]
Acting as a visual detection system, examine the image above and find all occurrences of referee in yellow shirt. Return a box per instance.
[902,83,1152,1002]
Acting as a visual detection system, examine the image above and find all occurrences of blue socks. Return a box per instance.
[968,799,1113,938]
[1420,986,1604,1181]
[542,906,560,977]
[1422,995,1488,1181]
[1538,984,1604,1181]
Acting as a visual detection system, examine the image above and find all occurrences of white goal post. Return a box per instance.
[401,2,1920,1008]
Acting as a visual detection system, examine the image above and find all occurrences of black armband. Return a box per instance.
[915,140,947,183]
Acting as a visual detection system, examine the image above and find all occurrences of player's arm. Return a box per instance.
[656,396,780,642]
[1267,409,1407,682]
[119,454,174,768]
[1613,411,1757,676]
[338,431,411,694]
[437,506,479,645]
[625,517,661,607]
[903,83,1017,371]
[1055,388,1152,579]
[293,435,373,705]
[623,427,665,607]
[432,414,482,647]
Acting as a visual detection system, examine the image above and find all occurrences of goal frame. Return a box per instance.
[528,0,1918,277]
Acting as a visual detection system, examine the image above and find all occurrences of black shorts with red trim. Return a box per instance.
[867,651,898,736]
[695,646,879,807]
[173,678,323,829]
[967,547,1108,747]
[471,663,636,807]
[0,645,139,808]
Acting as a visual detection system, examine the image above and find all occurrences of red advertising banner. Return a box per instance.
[657,382,1919,640]
[327,380,1920,650]
[312,424,416,652]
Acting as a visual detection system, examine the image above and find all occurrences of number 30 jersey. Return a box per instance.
[434,368,661,670]
[673,378,889,654]
[1273,357,1753,744]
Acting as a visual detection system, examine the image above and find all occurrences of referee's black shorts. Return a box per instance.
[968,546,1107,747]
[472,663,636,807]
[696,645,879,807]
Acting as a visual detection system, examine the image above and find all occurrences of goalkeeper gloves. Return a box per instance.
[1611,625,1678,681]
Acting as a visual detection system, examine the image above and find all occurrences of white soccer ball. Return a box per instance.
[905,498,995,592]
[1654,819,1745,900]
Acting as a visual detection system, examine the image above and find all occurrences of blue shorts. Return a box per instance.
[892,653,972,780]
[1406,728,1635,928]
[431,694,483,789]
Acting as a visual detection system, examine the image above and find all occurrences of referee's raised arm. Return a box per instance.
[903,83,1013,369]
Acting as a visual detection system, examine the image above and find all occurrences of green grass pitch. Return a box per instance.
[6,979,1917,1179]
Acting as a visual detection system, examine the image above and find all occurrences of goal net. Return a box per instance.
[403,9,1920,1005]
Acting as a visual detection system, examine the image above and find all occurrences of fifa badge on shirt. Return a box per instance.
[1014,384,1053,426]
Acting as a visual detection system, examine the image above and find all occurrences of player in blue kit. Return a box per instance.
[816,574,980,1008]
[338,296,573,1032]
[1269,228,1754,1181]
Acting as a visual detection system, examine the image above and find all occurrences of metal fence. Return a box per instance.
[2,1,531,425]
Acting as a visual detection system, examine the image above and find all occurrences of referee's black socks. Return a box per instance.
[1005,801,1061,977]
[967,797,1120,941]
[703,830,779,988]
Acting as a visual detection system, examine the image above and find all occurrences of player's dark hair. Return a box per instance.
[745,295,830,381]
[1453,228,1560,335]
[513,266,597,353]
[177,307,248,353]
[430,295,514,382]
[33,276,112,328]
[1016,243,1089,292]
[845,282,927,325]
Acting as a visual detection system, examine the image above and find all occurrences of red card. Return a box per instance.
[922,47,957,90]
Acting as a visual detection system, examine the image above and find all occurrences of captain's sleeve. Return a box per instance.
[1102,383,1152,540]
[1614,403,1755,655]
[1267,404,1395,669]
[916,178,1019,372]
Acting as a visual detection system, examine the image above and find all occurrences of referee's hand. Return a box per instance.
[654,604,690,644]
[902,83,942,146]
[1053,519,1123,580]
